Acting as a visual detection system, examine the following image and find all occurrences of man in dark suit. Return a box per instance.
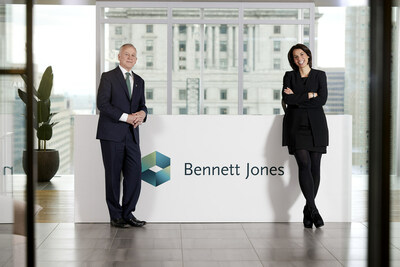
[97,43,147,228]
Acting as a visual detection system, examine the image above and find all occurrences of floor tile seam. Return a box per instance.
[180,223,185,267]
[312,229,345,267]
[3,254,12,267]
[240,222,263,265]
[36,222,61,249]
[109,225,119,250]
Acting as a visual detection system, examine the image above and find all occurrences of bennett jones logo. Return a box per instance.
[141,151,171,187]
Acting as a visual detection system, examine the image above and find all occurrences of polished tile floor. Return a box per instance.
[2,222,391,267]
[4,176,400,266]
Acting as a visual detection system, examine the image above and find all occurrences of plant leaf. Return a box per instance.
[37,124,52,141]
[17,89,28,105]
[37,99,50,123]
[37,66,53,101]
[20,74,38,96]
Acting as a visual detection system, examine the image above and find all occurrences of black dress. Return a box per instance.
[287,77,327,155]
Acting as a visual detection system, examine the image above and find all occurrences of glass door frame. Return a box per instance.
[0,1,36,266]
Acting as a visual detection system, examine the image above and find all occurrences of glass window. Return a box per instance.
[102,6,310,117]
[104,24,168,115]
[243,89,248,100]
[220,41,227,52]
[104,7,168,19]
[304,25,310,36]
[115,40,122,50]
[220,107,228,114]
[146,89,154,100]
[220,89,228,100]
[273,108,280,115]
[243,107,248,114]
[146,24,153,33]
[244,8,310,20]
[147,108,153,114]
[179,89,187,100]
[243,24,305,115]
[273,90,280,100]
[23,5,97,175]
[179,107,187,114]
[220,59,228,70]
[273,58,281,70]
[274,40,281,52]
[179,25,187,34]
[204,8,239,19]
[146,40,153,51]
[173,8,201,19]
[115,26,122,35]
[179,41,186,52]
[220,24,228,34]
[146,56,153,68]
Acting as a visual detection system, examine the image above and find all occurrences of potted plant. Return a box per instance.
[18,66,59,182]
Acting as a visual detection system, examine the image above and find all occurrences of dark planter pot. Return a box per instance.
[23,149,60,182]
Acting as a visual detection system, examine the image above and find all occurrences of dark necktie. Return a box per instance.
[125,72,131,99]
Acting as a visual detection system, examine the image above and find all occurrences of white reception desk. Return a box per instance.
[74,115,352,223]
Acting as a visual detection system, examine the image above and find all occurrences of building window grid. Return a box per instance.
[220,89,228,100]
[146,40,154,51]
[146,24,153,33]
[179,89,187,100]
[273,90,280,100]
[146,56,154,68]
[146,89,154,100]
[273,40,281,52]
[115,26,122,35]
[99,3,314,115]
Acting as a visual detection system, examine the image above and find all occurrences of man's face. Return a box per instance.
[118,46,137,71]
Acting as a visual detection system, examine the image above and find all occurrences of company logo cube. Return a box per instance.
[141,151,171,187]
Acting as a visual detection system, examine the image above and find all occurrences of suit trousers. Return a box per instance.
[100,128,142,221]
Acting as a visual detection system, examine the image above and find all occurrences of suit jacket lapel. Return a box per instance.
[131,72,139,100]
[115,67,130,99]
[305,68,313,90]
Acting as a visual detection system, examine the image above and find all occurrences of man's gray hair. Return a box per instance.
[119,43,136,54]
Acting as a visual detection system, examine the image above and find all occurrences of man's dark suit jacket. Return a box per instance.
[282,68,329,148]
[96,67,147,144]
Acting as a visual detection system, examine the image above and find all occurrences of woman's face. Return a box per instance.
[292,49,310,69]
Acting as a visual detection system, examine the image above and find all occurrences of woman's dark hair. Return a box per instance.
[287,43,312,71]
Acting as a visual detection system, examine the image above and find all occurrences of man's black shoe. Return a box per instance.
[110,218,129,228]
[125,216,146,227]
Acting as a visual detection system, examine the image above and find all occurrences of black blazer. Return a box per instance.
[282,68,329,148]
[96,67,147,144]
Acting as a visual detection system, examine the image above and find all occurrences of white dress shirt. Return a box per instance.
[118,65,133,122]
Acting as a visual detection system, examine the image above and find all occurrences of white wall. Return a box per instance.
[75,114,352,222]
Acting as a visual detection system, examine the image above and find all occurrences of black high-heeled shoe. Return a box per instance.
[310,208,324,228]
[303,206,313,228]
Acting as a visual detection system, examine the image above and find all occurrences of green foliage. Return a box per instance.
[18,66,58,150]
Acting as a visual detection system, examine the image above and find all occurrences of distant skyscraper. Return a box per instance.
[323,68,345,114]
[345,6,369,174]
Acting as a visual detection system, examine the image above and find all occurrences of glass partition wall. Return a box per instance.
[0,2,35,266]
[97,2,314,115]
[392,4,400,267]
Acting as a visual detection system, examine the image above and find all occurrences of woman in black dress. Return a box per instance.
[282,43,329,228]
